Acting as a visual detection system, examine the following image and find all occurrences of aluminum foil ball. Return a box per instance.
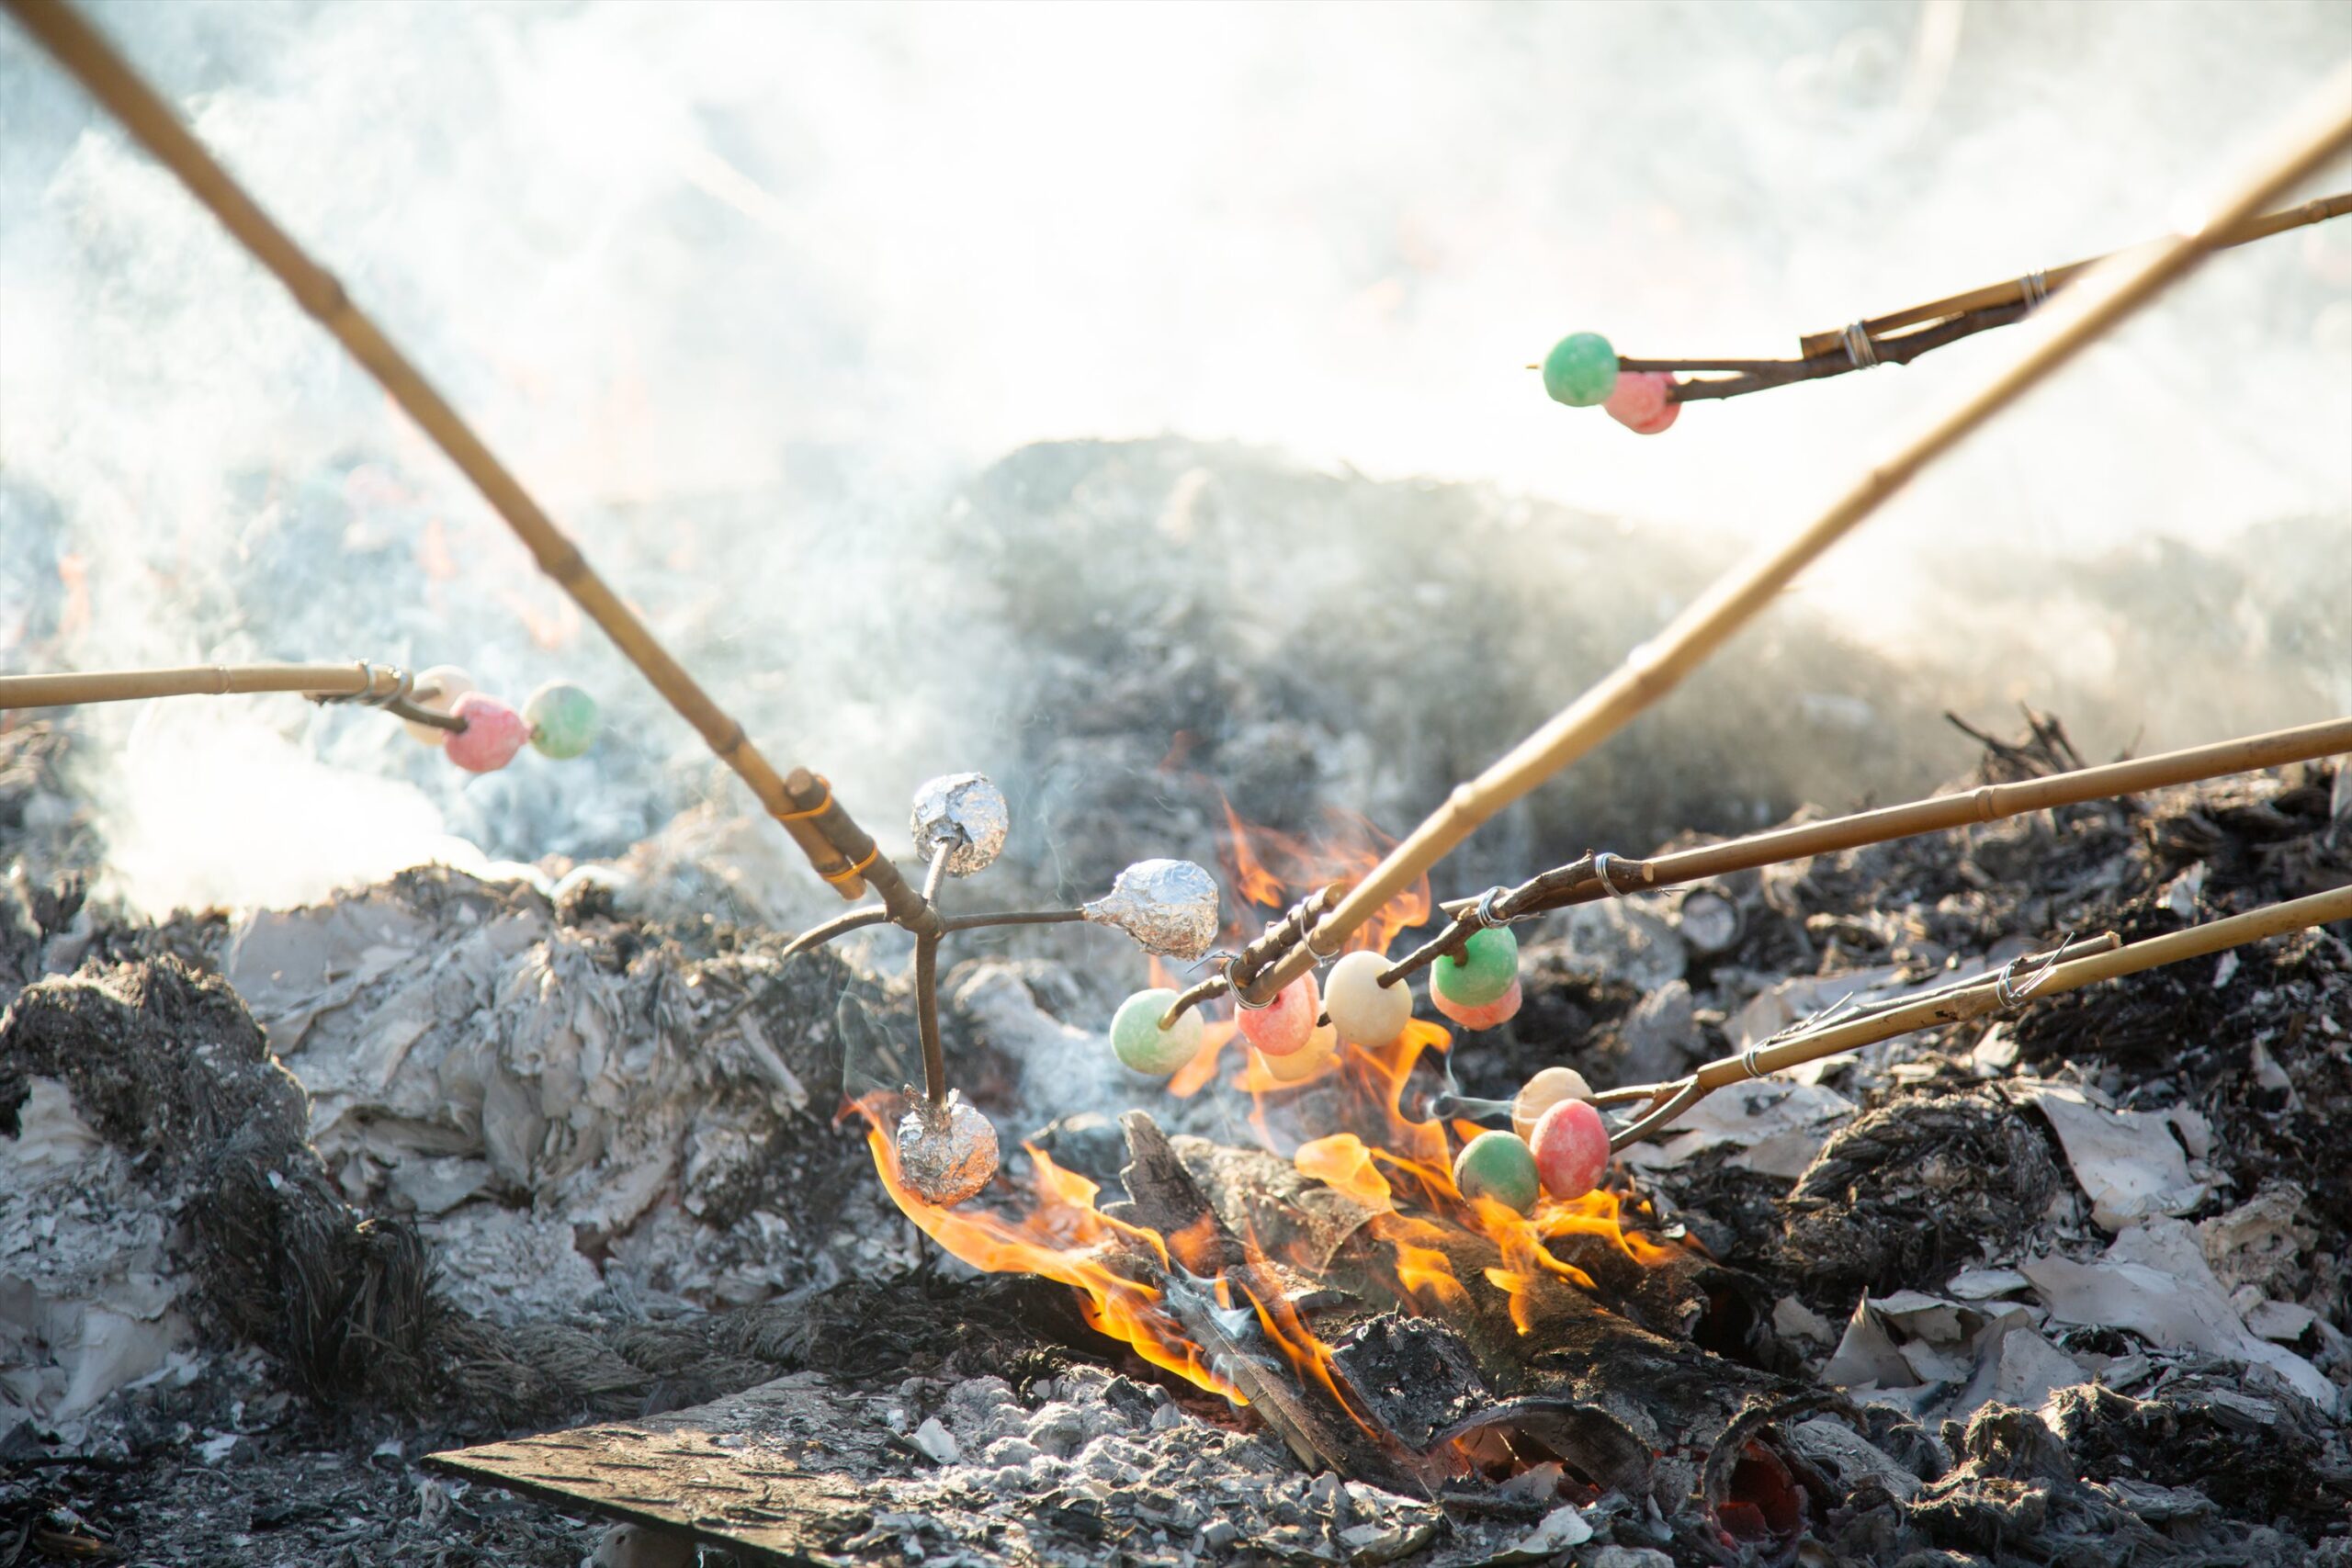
[896,1089,1000,1207]
[1081,859,1219,961]
[910,773,1010,876]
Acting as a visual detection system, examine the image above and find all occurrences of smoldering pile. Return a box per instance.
[6,702,2349,1564]
[5,442,2351,1567]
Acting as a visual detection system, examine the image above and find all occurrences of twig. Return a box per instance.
[2,0,866,899]
[1418,713,2351,938]
[1598,885,2352,1150]
[1584,191,2352,405]
[1163,883,1341,1028]
[1238,77,2352,1010]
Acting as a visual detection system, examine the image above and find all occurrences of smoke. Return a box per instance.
[1,0,2347,916]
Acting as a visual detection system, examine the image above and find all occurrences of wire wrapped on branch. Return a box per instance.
[0,658,467,733]
[1543,190,2352,412]
[1389,714,2352,984]
[1598,885,2352,1150]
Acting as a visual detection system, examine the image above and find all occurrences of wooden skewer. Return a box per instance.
[1236,67,2352,1010]
[1792,191,2352,358]
[1431,714,2352,925]
[3,0,865,899]
[1600,884,2352,1151]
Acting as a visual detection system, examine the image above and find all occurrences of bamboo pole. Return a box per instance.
[1434,714,2352,923]
[2,662,385,706]
[1238,67,2352,1008]
[1600,884,2352,1150]
[3,0,865,899]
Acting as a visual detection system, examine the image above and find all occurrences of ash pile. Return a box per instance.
[5,445,2351,1567]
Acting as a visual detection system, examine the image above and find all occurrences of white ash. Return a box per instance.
[0,1078,198,1444]
[215,868,888,1311]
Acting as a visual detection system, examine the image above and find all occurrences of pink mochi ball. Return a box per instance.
[444,692,527,773]
[1605,371,1680,434]
[1530,1097,1611,1201]
[1431,976,1523,1032]
[1238,971,1320,1057]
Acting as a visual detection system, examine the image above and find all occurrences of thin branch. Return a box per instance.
[1599,885,2352,1150]
[938,908,1089,933]
[1428,714,2351,930]
[777,906,892,960]
[1599,191,2352,406]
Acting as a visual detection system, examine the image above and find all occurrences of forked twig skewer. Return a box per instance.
[2,0,867,898]
[1596,886,2352,1151]
[1228,73,2352,1013]
[1377,715,2352,987]
[1537,191,2352,405]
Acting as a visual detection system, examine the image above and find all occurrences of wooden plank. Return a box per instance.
[425,1372,889,1565]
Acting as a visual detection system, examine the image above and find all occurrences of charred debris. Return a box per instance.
[4,700,2349,1567]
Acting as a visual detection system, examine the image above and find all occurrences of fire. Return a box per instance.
[851,795,1691,1453]
[1213,795,1430,955]
[858,1100,1242,1402]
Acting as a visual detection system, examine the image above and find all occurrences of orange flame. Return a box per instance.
[851,793,1695,1451]
[858,1100,1241,1402]
[1213,795,1430,955]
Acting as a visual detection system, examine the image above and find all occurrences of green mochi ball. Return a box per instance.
[1542,332,1619,408]
[1453,1131,1540,1213]
[525,681,601,760]
[1111,987,1204,1076]
[1433,926,1519,1009]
